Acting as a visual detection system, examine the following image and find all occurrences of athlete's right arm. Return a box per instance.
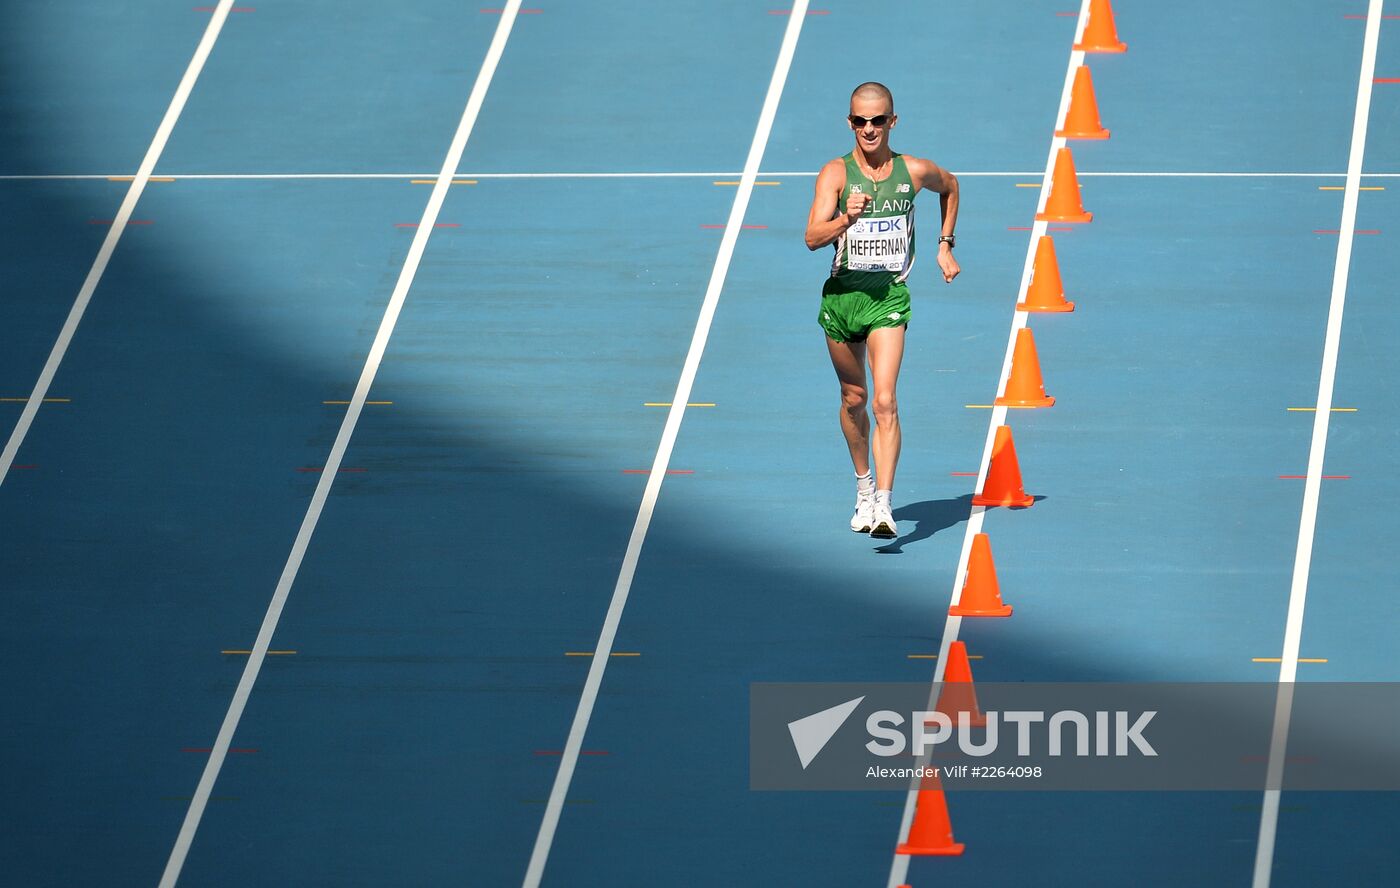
[804,159,869,250]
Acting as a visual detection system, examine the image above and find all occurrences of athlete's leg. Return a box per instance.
[866,325,906,491]
[825,336,870,475]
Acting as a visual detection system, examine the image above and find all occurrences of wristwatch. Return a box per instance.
[938,235,956,248]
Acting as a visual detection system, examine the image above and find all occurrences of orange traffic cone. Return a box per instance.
[996,328,1055,408]
[950,533,1013,617]
[935,640,987,728]
[895,771,965,856]
[1017,236,1075,313]
[1056,65,1110,139]
[1073,0,1127,53]
[1036,147,1092,223]
[972,425,1034,508]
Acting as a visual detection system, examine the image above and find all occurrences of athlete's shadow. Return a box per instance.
[873,494,974,554]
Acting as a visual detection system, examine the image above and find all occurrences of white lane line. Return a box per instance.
[0,0,239,490]
[885,0,1089,884]
[154,3,526,884]
[1251,3,1383,887]
[7,170,1400,181]
[518,4,809,886]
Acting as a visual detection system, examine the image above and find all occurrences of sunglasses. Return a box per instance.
[848,114,891,128]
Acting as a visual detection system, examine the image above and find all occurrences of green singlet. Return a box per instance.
[818,151,917,344]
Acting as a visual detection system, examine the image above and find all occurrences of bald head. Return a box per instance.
[850,82,894,114]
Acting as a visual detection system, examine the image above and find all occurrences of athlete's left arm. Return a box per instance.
[908,156,960,284]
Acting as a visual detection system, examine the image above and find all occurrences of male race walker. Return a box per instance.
[804,82,961,538]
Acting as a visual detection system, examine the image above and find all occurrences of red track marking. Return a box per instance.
[1278,475,1350,480]
[10,465,38,470]
[769,8,830,14]
[700,224,767,229]
[1055,11,1079,15]
[1374,78,1400,83]
[182,747,258,753]
[296,467,367,473]
[395,222,460,228]
[950,472,978,477]
[88,219,153,226]
[1314,229,1380,235]
[1344,14,1400,18]
[532,750,610,756]
[622,469,694,475]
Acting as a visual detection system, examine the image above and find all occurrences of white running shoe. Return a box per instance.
[869,500,897,538]
[850,489,875,533]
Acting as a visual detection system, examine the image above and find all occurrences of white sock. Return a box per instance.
[855,471,875,496]
[875,489,892,511]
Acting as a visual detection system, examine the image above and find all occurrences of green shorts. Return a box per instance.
[817,279,912,343]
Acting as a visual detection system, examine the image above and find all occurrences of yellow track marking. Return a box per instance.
[1318,185,1383,190]
[1287,407,1356,412]
[565,651,640,657]
[222,650,297,655]
[1252,657,1328,663]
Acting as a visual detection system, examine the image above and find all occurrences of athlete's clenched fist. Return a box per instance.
[844,191,873,224]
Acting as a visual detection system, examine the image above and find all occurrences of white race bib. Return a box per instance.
[846,214,911,272]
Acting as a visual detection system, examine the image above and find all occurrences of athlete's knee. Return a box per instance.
[840,384,868,413]
[872,390,899,424]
